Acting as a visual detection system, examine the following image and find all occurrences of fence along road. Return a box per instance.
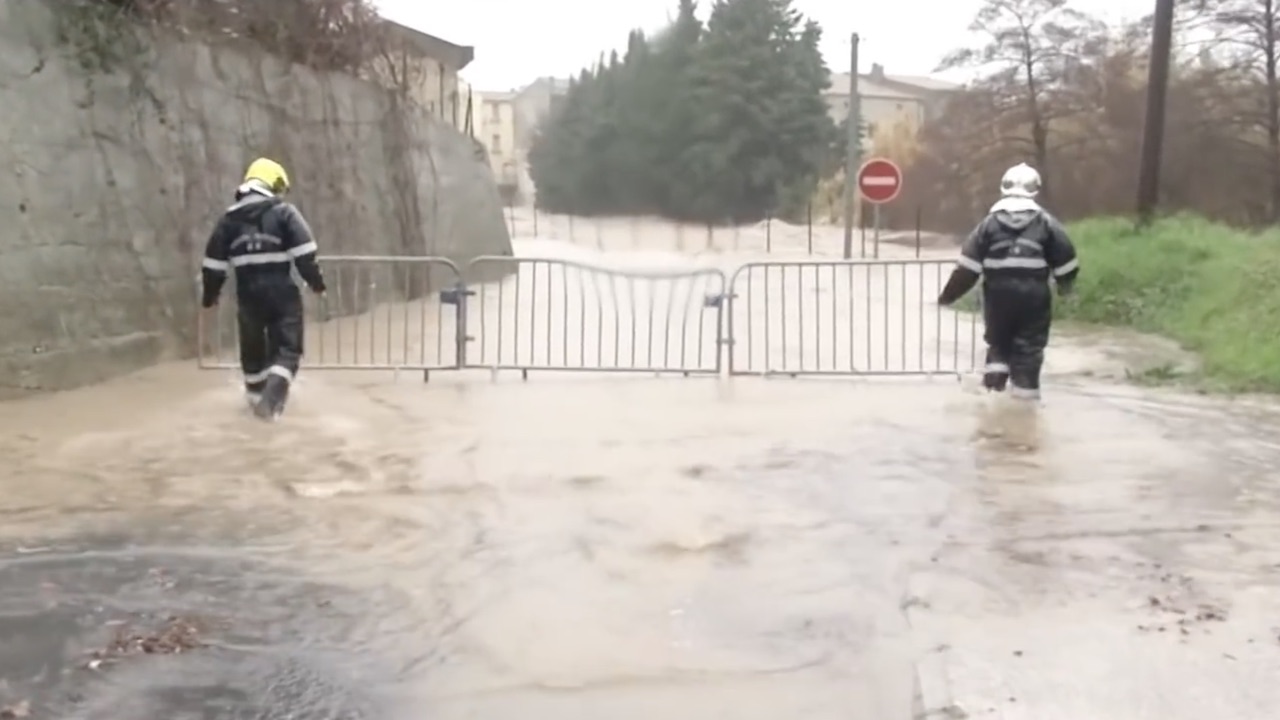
[501,205,952,257]
[197,248,983,380]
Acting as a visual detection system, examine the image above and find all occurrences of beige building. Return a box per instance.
[511,77,572,153]
[476,90,520,201]
[510,77,572,203]
[366,20,476,134]
[825,64,958,147]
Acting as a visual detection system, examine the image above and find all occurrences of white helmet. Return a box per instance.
[999,163,1041,198]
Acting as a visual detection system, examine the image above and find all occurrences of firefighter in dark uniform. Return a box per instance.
[937,163,1079,400]
[200,158,326,420]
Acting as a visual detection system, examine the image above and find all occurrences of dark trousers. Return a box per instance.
[237,283,304,415]
[981,285,1052,398]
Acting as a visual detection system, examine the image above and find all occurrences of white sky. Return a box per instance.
[374,0,1153,91]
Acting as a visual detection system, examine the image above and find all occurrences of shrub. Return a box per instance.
[58,0,386,74]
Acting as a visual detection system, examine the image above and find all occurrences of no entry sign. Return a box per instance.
[857,158,902,204]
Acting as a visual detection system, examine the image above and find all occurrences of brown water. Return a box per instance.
[2,236,1279,719]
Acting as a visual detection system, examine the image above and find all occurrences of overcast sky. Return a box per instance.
[374,0,1153,91]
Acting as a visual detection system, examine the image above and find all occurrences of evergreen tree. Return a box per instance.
[529,71,595,212]
[829,117,870,177]
[527,0,834,222]
[677,0,835,221]
[771,18,839,217]
[643,0,704,215]
[606,30,667,213]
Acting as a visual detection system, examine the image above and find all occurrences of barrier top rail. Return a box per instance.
[468,255,727,280]
[316,255,463,265]
[732,257,957,269]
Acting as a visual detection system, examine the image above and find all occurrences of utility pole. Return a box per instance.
[842,33,861,259]
[1136,0,1175,226]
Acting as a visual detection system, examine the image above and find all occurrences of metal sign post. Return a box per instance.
[859,205,867,259]
[873,203,881,259]
[856,157,902,260]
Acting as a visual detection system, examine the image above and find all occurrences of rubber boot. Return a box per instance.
[982,348,1010,392]
[982,370,1009,392]
[253,374,290,421]
[244,381,265,410]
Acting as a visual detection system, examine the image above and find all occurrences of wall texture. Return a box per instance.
[0,1,511,397]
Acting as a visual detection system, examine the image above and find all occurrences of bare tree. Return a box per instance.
[75,0,386,74]
[363,24,431,107]
[937,0,1105,204]
[895,2,1274,232]
[1205,0,1280,220]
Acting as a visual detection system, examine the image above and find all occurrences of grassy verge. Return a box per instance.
[957,214,1280,393]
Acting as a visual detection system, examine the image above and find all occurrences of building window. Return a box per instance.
[491,134,502,154]
[489,103,501,122]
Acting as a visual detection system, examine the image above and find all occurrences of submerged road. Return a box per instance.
[0,232,1278,719]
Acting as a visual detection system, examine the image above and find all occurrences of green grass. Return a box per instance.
[957,214,1280,393]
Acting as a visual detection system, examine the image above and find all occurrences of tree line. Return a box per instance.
[890,0,1280,232]
[527,0,841,223]
[530,0,1280,232]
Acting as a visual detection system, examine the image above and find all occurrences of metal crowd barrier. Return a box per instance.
[725,259,981,376]
[464,256,727,377]
[196,255,982,380]
[197,256,467,378]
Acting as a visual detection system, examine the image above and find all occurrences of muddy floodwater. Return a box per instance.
[2,228,1280,719]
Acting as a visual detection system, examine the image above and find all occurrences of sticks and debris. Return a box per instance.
[84,614,209,670]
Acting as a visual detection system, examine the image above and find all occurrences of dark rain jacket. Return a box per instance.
[200,188,325,308]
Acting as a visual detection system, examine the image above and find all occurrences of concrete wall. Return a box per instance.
[0,1,512,397]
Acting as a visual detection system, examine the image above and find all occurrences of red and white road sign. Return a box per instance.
[857,158,902,204]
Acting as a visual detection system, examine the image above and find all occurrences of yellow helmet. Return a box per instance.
[243,157,290,195]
